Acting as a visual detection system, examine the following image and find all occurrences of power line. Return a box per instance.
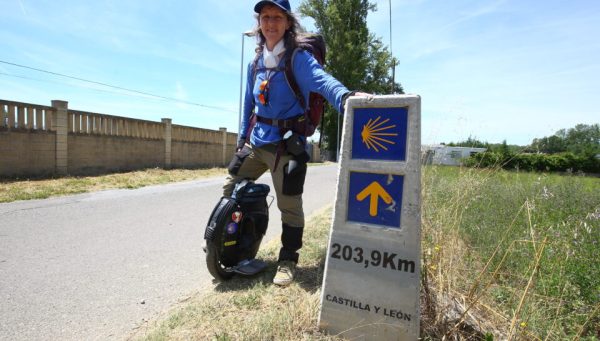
[0,71,183,101]
[0,60,237,113]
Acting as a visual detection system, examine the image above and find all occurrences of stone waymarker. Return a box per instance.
[319,95,421,340]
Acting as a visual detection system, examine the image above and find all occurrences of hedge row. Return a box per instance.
[463,152,600,173]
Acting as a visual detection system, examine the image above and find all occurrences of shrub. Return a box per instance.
[465,152,600,173]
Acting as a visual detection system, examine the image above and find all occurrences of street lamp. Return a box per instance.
[389,0,396,94]
[238,30,256,140]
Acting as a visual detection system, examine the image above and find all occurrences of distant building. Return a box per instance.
[422,145,487,166]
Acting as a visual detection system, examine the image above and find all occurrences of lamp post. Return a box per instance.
[389,0,396,94]
[238,30,255,140]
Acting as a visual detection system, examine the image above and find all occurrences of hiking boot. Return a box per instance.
[273,260,296,286]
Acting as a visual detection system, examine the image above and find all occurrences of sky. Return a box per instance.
[1,0,598,146]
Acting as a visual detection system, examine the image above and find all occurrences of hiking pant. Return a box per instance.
[223,143,305,228]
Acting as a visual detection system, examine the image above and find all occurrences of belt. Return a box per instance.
[256,115,302,129]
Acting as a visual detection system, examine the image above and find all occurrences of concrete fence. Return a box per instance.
[0,99,237,177]
[1,99,322,178]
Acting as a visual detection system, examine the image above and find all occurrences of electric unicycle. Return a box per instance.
[203,180,271,281]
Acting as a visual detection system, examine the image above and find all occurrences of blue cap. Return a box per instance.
[254,0,291,13]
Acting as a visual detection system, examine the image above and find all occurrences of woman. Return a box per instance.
[224,0,369,286]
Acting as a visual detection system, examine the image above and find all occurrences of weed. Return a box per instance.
[422,166,599,340]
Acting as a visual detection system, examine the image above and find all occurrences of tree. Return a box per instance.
[298,0,403,159]
[531,124,600,156]
[365,35,404,94]
[498,139,511,157]
[565,124,600,156]
[446,136,524,154]
[446,135,489,148]
[531,135,566,154]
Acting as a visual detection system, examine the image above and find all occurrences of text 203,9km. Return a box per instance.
[330,243,416,273]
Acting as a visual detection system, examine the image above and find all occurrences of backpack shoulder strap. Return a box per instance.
[284,48,306,110]
[250,53,261,105]
[243,53,262,143]
[251,53,286,103]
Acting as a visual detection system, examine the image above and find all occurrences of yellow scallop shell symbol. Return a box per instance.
[360,116,398,152]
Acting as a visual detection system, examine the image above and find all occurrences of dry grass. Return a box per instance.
[130,206,345,341]
[0,163,332,203]
[0,168,228,203]
[420,165,600,340]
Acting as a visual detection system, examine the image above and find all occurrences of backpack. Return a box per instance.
[285,33,327,138]
[251,33,327,138]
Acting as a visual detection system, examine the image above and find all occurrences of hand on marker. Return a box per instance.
[353,92,374,101]
[342,91,374,112]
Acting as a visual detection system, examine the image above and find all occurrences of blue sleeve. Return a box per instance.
[240,61,255,140]
[292,50,350,114]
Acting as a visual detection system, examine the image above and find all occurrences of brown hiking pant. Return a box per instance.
[223,143,304,228]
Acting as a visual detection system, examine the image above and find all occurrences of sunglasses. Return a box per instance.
[258,79,269,105]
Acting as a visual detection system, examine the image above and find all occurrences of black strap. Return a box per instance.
[283,49,306,110]
[256,115,302,129]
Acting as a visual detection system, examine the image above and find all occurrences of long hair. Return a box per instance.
[252,10,302,54]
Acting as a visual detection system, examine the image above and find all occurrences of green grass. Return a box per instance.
[422,166,599,340]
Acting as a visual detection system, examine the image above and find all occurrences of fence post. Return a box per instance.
[314,144,321,162]
[52,100,68,175]
[162,118,172,169]
[219,127,227,166]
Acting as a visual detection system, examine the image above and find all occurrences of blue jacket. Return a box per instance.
[240,49,349,146]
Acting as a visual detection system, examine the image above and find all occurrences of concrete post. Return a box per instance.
[162,118,172,169]
[219,127,227,166]
[313,144,321,162]
[318,95,422,340]
[51,100,68,175]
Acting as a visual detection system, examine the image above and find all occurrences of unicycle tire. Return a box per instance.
[205,241,235,281]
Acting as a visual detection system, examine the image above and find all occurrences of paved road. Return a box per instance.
[0,164,339,341]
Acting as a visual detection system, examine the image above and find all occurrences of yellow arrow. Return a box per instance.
[356,181,393,217]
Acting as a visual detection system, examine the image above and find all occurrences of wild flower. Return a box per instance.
[586,208,600,220]
[541,186,554,199]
